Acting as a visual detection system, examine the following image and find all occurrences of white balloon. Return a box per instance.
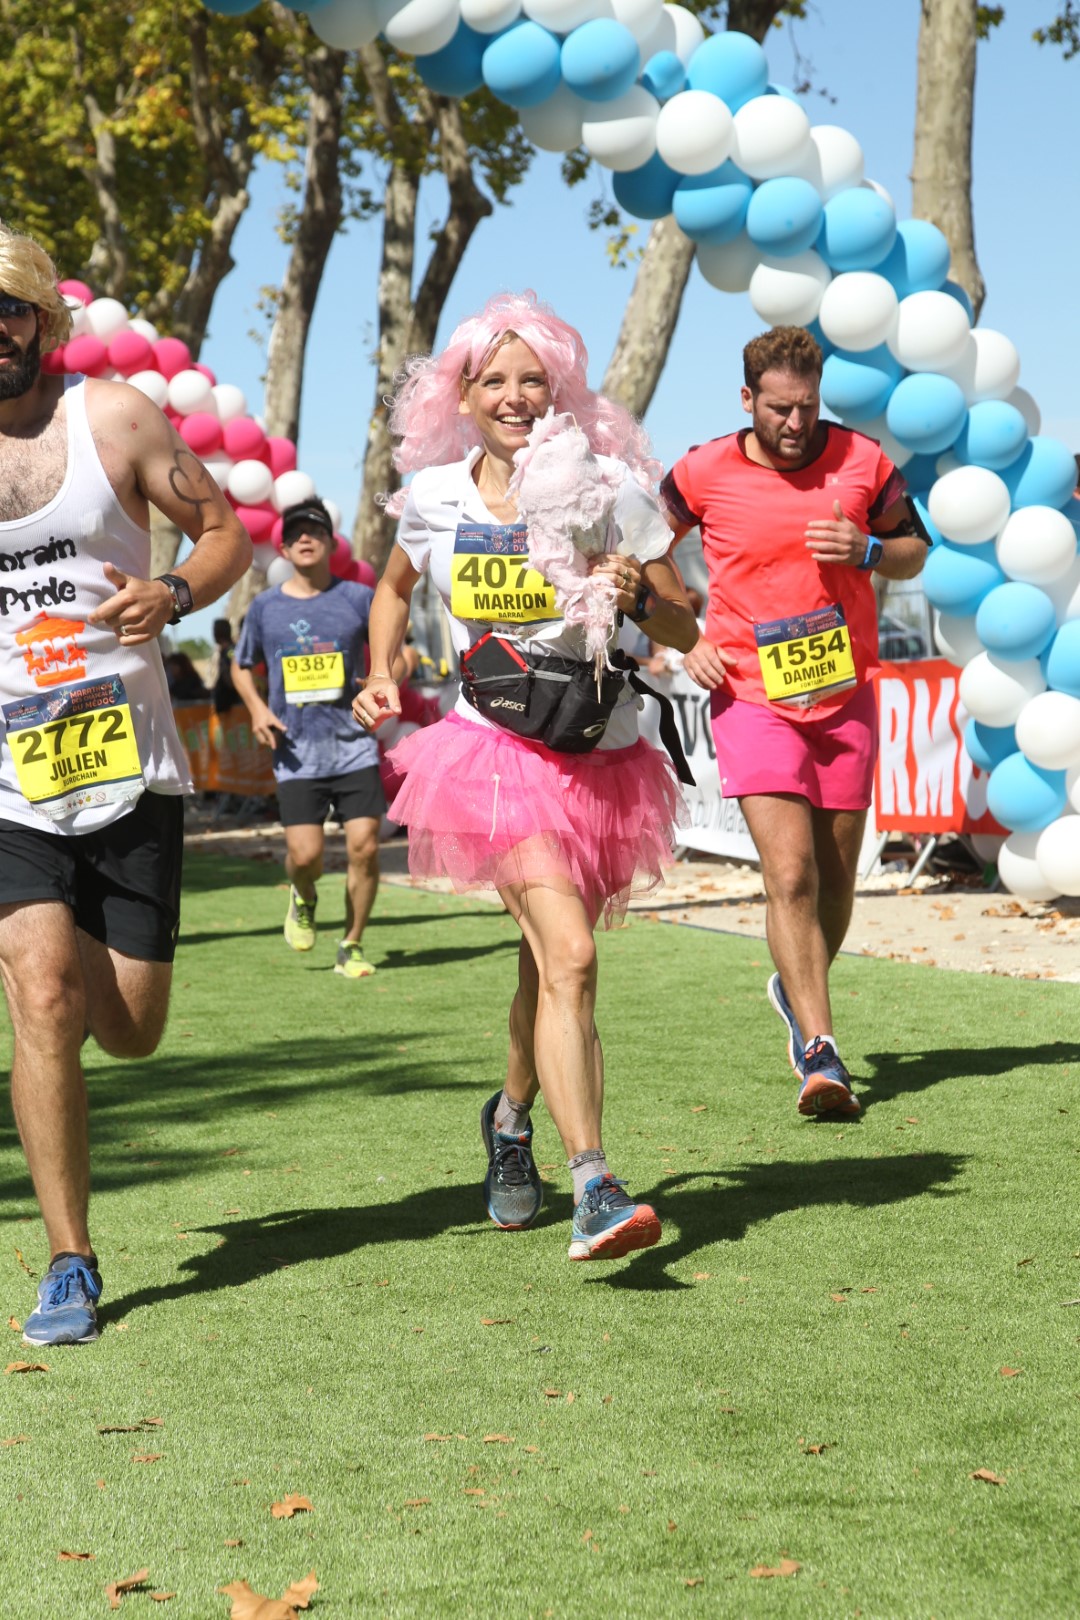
[266,556,296,588]
[203,453,234,488]
[212,383,248,423]
[66,302,90,338]
[934,610,984,667]
[857,411,913,469]
[655,90,733,176]
[928,465,1011,547]
[1015,690,1080,770]
[731,94,811,180]
[887,289,971,372]
[166,368,215,417]
[817,271,898,353]
[610,0,663,42]
[958,651,1045,728]
[251,542,278,574]
[1067,762,1080,813]
[695,233,761,294]
[861,177,895,210]
[1049,554,1080,625]
[273,470,318,512]
[228,459,275,506]
[970,832,1006,863]
[127,369,169,408]
[1036,814,1080,897]
[384,0,461,55]
[940,328,1021,404]
[83,297,130,340]
[582,87,660,173]
[310,0,385,48]
[638,2,705,66]
[460,0,520,26]
[995,506,1077,587]
[1007,386,1041,437]
[128,317,159,344]
[789,125,864,199]
[998,830,1061,901]
[523,0,604,27]
[518,83,590,153]
[324,499,343,531]
[749,250,832,328]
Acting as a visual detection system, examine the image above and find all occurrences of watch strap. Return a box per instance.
[857,537,883,572]
[156,572,194,624]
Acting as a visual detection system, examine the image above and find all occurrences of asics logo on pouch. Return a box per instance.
[583,723,606,737]
[491,696,526,712]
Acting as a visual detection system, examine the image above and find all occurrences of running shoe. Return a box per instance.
[767,972,805,1076]
[480,1092,543,1230]
[22,1254,102,1346]
[284,886,317,951]
[798,1039,861,1118]
[334,940,376,979]
[568,1174,661,1261]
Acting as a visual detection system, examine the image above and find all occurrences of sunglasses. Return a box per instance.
[0,296,34,319]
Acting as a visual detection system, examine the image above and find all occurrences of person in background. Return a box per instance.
[164,650,208,703]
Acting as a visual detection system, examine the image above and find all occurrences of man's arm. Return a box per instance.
[804,495,929,581]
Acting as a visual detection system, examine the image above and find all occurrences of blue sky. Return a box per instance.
[181,1,1080,635]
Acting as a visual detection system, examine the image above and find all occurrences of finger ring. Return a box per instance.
[622,571,631,586]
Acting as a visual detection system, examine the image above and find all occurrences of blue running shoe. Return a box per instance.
[568,1174,661,1261]
[767,973,805,1076]
[480,1092,543,1230]
[22,1254,102,1346]
[798,1040,861,1118]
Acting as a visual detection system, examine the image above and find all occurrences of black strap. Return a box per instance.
[611,650,695,787]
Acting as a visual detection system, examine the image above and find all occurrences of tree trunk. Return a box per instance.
[601,0,789,416]
[149,506,182,579]
[263,46,345,442]
[912,0,985,319]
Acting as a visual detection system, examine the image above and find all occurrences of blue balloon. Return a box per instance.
[911,492,944,547]
[685,31,768,111]
[765,82,800,103]
[416,21,487,97]
[965,718,1017,773]
[561,19,639,103]
[877,219,950,299]
[886,372,968,455]
[745,176,823,257]
[202,0,257,11]
[613,152,681,220]
[922,539,1004,616]
[673,162,753,246]
[820,343,904,422]
[482,23,562,108]
[941,279,975,321]
[1044,620,1080,699]
[1002,436,1078,511]
[641,50,685,102]
[987,753,1067,833]
[953,401,1029,472]
[817,187,897,272]
[902,454,941,497]
[975,581,1057,662]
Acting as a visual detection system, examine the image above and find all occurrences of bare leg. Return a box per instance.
[341,816,380,942]
[739,793,834,1041]
[283,824,324,902]
[812,807,867,962]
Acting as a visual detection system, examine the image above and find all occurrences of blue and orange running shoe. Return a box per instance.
[767,973,805,1076]
[568,1175,661,1261]
[22,1254,102,1346]
[480,1092,543,1230]
[798,1039,861,1118]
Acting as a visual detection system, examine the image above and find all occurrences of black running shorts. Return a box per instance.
[275,766,386,828]
[0,791,185,963]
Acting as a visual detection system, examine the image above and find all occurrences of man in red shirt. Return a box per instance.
[662,327,929,1116]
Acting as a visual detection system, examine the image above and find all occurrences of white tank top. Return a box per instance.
[0,377,192,833]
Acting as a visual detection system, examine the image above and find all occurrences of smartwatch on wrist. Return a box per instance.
[627,584,656,623]
[857,537,884,572]
[156,573,194,625]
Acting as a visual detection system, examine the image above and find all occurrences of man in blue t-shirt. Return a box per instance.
[233,499,384,979]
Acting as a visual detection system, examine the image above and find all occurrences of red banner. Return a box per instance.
[172,702,276,796]
[874,658,1003,835]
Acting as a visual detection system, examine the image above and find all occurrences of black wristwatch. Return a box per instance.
[156,573,194,625]
[627,584,656,623]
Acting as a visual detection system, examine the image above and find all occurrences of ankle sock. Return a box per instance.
[806,1033,838,1056]
[569,1149,610,1203]
[493,1090,532,1137]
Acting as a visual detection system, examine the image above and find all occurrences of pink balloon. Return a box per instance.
[267,436,298,478]
[179,411,225,457]
[58,279,94,307]
[193,361,217,387]
[164,405,184,428]
[354,557,377,588]
[107,329,154,376]
[234,502,276,542]
[41,346,66,375]
[63,335,109,377]
[222,416,267,461]
[339,559,361,583]
[270,516,285,550]
[152,336,193,380]
[329,534,354,577]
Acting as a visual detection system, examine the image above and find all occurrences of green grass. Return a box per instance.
[1,851,1078,1618]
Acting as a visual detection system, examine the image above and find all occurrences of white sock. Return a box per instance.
[806,1033,838,1055]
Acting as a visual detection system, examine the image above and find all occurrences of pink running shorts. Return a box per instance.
[709,682,878,810]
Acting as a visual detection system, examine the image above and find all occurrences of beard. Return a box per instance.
[0,329,41,402]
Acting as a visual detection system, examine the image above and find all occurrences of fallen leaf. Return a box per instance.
[581,1529,593,1543]
[749,1559,801,1578]
[7,1317,20,1332]
[801,1443,830,1456]
[999,1366,1022,1378]
[225,1539,244,1547]
[13,1248,35,1278]
[905,1117,919,1125]
[830,1294,849,1305]
[219,1571,319,1619]
[59,1551,95,1561]
[970,1468,1006,1485]
[2,1435,30,1447]
[5,1361,47,1374]
[482,1434,514,1444]
[281,1573,319,1611]
[860,1287,878,1294]
[462,1488,485,1496]
[565,1392,575,1405]
[480,1318,514,1326]
[668,1520,677,1533]
[270,1494,313,1519]
[403,1498,429,1508]
[684,1578,704,1587]
[689,1105,707,1113]
[98,1419,163,1434]
[693,1272,710,1281]
[1017,1256,1036,1267]
[132,1453,163,1465]
[543,1389,561,1399]
[105,1568,151,1610]
[424,1433,453,1442]
[150,1596,177,1604]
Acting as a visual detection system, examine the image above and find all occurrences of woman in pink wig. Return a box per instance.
[354,291,699,1263]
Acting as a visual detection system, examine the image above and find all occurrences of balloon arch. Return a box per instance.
[73,0,1080,899]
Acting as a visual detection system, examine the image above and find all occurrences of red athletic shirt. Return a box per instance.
[662,426,906,722]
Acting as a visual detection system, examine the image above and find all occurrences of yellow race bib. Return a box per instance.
[3,675,144,819]
[280,647,346,705]
[755,605,857,708]
[450,522,557,625]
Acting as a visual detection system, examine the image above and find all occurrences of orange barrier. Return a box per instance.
[172,702,276,796]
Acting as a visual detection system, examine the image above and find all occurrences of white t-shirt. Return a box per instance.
[396,449,673,751]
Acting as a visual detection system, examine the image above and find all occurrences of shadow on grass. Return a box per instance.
[858,1040,1080,1112]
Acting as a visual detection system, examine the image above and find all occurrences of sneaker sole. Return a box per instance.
[480,1099,542,1231]
[798,1076,861,1117]
[766,974,802,1074]
[567,1204,662,1261]
[22,1327,99,1346]
[284,930,316,952]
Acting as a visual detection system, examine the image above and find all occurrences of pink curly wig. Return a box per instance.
[383,290,659,516]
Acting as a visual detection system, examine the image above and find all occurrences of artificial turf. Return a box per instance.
[0,849,1077,1618]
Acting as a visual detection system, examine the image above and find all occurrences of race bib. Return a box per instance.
[450,522,557,625]
[3,674,144,819]
[755,605,857,708]
[280,645,346,705]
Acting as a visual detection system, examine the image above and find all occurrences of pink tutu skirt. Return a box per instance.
[387,712,687,928]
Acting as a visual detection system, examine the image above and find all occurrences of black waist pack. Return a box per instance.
[460,633,695,784]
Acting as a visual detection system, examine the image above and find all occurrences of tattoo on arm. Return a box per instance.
[167,448,214,519]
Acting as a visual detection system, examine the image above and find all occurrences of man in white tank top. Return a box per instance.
[0,225,251,1347]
